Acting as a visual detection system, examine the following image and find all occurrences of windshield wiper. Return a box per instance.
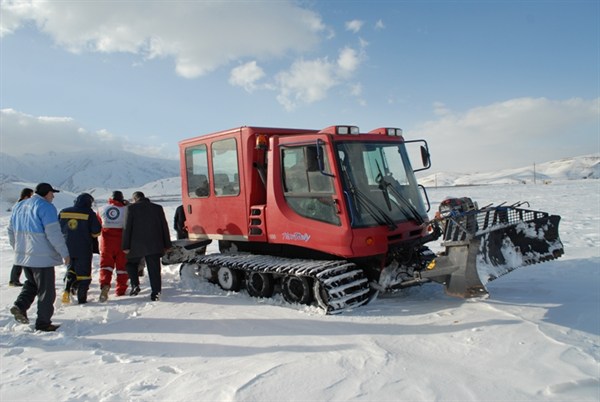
[376,173,425,225]
[342,165,397,230]
[375,161,392,211]
[353,188,397,230]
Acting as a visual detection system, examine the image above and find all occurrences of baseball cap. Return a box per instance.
[35,183,60,196]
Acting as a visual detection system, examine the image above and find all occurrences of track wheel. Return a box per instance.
[217,266,242,291]
[200,264,218,284]
[313,281,330,310]
[246,272,275,298]
[281,275,313,305]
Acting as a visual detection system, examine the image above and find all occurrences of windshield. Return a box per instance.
[336,141,428,228]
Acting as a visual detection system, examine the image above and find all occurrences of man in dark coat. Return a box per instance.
[173,204,188,239]
[59,193,102,304]
[122,191,172,301]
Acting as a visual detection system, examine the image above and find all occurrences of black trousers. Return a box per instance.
[10,264,23,283]
[65,255,93,303]
[14,267,56,328]
[126,254,162,297]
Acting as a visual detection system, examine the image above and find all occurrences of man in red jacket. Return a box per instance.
[97,191,129,302]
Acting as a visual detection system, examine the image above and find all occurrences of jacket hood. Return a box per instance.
[74,193,94,209]
[108,198,127,207]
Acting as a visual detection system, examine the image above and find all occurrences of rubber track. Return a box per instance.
[192,253,370,314]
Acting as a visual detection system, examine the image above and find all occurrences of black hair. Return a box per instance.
[19,188,34,201]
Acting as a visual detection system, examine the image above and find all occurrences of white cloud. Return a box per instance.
[410,97,600,172]
[0,109,174,158]
[0,1,371,112]
[337,47,360,76]
[275,45,365,110]
[276,58,337,111]
[0,1,325,78]
[375,20,385,30]
[229,61,265,92]
[345,20,364,33]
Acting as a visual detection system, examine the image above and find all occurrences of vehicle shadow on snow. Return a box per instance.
[69,284,520,337]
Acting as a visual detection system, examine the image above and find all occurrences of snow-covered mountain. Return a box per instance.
[0,150,179,193]
[418,153,599,187]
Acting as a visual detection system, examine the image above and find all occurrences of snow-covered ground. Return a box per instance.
[0,180,599,401]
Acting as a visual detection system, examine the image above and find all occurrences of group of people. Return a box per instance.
[7,183,175,332]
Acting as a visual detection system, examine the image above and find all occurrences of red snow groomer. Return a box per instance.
[163,125,564,313]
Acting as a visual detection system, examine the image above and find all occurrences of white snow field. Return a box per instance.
[0,179,598,402]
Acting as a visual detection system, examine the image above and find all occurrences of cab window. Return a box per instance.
[185,145,209,198]
[211,138,240,196]
[281,144,340,225]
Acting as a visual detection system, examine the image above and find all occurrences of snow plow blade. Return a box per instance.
[162,239,211,265]
[424,204,564,298]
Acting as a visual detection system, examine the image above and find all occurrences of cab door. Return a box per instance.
[183,136,247,242]
[265,135,354,257]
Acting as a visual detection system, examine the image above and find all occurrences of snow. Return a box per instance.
[1,178,599,401]
[417,153,599,187]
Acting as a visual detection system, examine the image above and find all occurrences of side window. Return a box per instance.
[185,145,209,198]
[282,144,340,225]
[282,147,308,192]
[211,138,240,196]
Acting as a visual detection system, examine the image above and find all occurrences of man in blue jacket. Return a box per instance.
[8,183,70,332]
[59,193,102,304]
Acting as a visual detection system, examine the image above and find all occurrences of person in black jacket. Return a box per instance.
[122,191,172,301]
[59,193,102,304]
[173,204,188,239]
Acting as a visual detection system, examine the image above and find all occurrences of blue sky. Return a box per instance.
[1,0,598,173]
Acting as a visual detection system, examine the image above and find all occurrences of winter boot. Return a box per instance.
[10,305,29,324]
[130,285,141,296]
[62,290,71,304]
[36,323,60,332]
[99,285,110,302]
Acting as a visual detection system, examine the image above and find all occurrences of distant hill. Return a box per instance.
[418,154,599,187]
[0,150,179,193]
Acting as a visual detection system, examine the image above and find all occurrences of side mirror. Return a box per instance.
[420,145,430,168]
[405,139,431,172]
